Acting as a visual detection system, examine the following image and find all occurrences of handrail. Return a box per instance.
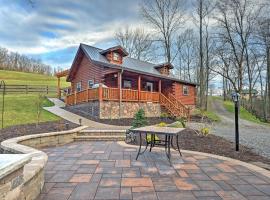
[0,80,6,129]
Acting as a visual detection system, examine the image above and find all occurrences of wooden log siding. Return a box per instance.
[172,82,196,105]
[70,53,117,93]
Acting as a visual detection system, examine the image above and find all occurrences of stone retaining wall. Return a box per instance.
[67,101,161,119]
[0,126,87,200]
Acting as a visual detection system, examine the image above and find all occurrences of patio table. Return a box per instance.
[131,126,185,165]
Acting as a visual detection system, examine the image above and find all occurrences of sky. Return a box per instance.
[0,0,145,69]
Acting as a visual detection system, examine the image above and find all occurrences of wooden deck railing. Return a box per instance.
[65,87,160,105]
[65,87,190,119]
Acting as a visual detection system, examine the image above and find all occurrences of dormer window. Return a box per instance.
[113,52,120,61]
[154,63,174,76]
[100,46,128,64]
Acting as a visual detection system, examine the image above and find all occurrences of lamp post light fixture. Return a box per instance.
[231,92,240,151]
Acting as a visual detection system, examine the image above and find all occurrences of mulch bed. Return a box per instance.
[128,128,270,167]
[0,120,79,144]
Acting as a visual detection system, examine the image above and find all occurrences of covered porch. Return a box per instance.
[66,71,173,105]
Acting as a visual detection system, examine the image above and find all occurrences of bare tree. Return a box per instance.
[176,29,198,82]
[140,0,185,63]
[212,0,260,93]
[257,16,270,118]
[115,27,154,61]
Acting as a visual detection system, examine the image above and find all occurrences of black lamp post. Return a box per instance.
[231,92,240,151]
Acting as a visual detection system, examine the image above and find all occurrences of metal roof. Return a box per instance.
[80,43,197,86]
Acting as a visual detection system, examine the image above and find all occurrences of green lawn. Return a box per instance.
[223,100,267,125]
[0,70,70,87]
[0,70,70,128]
[1,94,59,128]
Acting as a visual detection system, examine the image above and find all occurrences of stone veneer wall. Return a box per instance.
[67,101,161,119]
[0,126,87,200]
[100,101,161,119]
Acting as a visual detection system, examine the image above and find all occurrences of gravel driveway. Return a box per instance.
[210,98,270,159]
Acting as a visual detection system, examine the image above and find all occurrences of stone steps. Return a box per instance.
[77,129,126,136]
[74,135,126,141]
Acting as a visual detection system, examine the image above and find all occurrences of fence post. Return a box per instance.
[46,85,49,94]
[26,85,28,94]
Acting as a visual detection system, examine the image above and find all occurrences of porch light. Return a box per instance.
[231,92,240,151]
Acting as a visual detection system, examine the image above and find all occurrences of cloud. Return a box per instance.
[0,0,142,56]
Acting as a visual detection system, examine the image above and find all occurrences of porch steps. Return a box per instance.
[74,129,126,141]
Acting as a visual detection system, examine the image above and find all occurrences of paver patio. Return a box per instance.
[38,141,270,200]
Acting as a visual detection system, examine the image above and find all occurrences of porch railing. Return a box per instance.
[65,87,160,105]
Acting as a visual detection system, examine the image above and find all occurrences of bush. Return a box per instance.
[156,122,167,127]
[131,109,148,128]
[160,112,169,118]
[168,121,184,128]
[200,127,210,136]
[146,134,160,142]
[175,117,187,128]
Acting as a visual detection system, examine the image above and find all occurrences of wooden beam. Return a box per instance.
[118,72,122,100]
[158,79,162,93]
[57,77,61,98]
[98,83,103,102]
[138,75,141,101]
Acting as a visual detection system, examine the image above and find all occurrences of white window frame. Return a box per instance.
[183,85,189,96]
[88,79,94,88]
[123,80,132,88]
[113,52,120,61]
[76,82,82,92]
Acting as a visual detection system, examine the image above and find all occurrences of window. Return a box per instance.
[183,85,189,95]
[146,82,153,92]
[123,80,132,88]
[76,82,82,92]
[88,79,94,88]
[113,52,120,61]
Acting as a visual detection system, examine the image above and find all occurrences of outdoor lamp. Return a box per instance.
[231,92,240,103]
[231,92,240,151]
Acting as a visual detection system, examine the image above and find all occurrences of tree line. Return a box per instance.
[114,0,270,121]
[0,47,53,75]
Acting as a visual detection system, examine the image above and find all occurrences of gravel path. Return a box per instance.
[210,98,270,158]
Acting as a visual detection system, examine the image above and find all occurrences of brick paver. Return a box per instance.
[39,141,270,200]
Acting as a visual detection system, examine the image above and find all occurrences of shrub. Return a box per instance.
[200,127,210,136]
[175,117,187,128]
[160,112,169,118]
[157,122,167,127]
[146,134,160,142]
[168,121,184,128]
[131,109,148,128]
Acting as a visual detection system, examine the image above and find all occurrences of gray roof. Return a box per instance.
[80,43,197,85]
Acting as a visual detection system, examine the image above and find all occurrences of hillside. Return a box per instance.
[0,70,70,87]
[0,70,70,128]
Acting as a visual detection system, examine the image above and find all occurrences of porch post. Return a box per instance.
[57,77,61,98]
[158,79,162,93]
[138,75,141,101]
[98,83,103,102]
[118,72,122,118]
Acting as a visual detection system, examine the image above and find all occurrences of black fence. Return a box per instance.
[0,84,57,94]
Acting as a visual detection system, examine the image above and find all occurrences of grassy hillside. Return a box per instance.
[0,70,70,128]
[2,94,60,128]
[0,70,70,87]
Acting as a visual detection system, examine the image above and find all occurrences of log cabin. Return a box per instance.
[65,43,197,119]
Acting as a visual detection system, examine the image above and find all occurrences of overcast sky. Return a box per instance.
[0,0,147,68]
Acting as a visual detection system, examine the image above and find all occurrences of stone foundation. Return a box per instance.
[68,101,162,119]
